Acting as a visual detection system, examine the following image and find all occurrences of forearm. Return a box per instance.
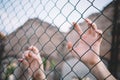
[88,61,116,80]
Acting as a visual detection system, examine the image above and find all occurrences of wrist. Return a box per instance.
[90,61,116,80]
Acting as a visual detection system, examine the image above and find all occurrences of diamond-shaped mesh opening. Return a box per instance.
[0,0,120,80]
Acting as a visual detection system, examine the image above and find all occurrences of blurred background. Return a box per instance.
[0,0,119,80]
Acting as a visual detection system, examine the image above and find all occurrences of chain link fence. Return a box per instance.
[0,0,120,80]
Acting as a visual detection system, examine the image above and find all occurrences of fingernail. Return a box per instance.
[18,59,23,62]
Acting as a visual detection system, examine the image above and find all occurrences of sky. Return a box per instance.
[0,0,112,34]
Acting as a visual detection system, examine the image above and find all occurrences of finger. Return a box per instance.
[85,19,97,29]
[73,22,83,34]
[27,52,43,64]
[18,58,29,67]
[28,46,39,54]
[23,52,37,64]
[22,60,30,68]
[24,49,40,61]
[95,29,103,42]
[85,19,98,36]
[18,58,24,62]
[28,52,38,60]
[27,51,40,61]
[67,41,73,50]
[24,51,32,61]
[85,18,97,29]
[21,59,27,64]
[95,29,102,35]
[18,53,26,62]
[85,19,93,34]
[67,41,79,58]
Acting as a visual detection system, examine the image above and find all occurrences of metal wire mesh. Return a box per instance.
[0,0,119,80]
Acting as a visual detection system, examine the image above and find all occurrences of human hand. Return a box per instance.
[18,46,45,79]
[67,19,102,67]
